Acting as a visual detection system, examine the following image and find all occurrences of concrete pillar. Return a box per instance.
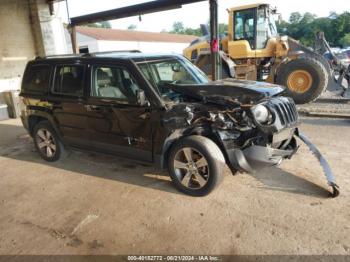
[0,0,70,93]
[28,0,70,56]
[0,0,37,93]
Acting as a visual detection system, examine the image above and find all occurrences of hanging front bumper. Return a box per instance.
[226,130,339,198]
[228,136,298,174]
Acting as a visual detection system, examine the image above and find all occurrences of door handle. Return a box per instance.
[52,104,63,110]
[124,137,146,145]
[85,104,103,112]
[139,112,151,120]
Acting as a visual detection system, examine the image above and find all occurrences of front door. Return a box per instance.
[85,64,154,162]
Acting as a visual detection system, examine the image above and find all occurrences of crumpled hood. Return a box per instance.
[166,79,285,105]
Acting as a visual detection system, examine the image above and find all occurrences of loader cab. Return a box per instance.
[228,4,279,59]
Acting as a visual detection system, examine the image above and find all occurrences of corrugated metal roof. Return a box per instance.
[76,26,198,43]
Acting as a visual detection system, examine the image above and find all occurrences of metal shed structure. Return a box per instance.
[68,0,220,80]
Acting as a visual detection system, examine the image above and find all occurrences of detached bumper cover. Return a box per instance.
[297,132,339,197]
[229,137,298,174]
[227,131,339,198]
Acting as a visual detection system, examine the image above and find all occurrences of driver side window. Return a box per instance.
[92,66,142,105]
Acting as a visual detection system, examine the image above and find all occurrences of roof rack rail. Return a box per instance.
[84,50,142,57]
[35,53,84,60]
[35,50,142,60]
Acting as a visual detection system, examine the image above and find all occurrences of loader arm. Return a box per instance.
[314,32,350,93]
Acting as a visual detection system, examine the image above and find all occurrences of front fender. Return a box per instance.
[156,125,223,169]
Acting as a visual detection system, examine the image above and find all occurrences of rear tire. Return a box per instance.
[276,56,328,104]
[168,135,225,197]
[33,121,65,162]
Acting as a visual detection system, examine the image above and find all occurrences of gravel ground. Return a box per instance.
[298,79,350,117]
[0,117,349,255]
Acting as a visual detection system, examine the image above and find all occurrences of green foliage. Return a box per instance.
[171,22,185,34]
[218,23,228,36]
[86,21,112,29]
[169,22,202,36]
[289,12,302,24]
[277,12,350,47]
[168,21,228,37]
[340,33,350,47]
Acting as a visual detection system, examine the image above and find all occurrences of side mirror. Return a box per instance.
[137,89,149,106]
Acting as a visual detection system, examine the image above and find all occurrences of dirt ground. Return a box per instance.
[0,117,349,255]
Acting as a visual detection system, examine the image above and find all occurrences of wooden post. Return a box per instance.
[69,25,79,54]
[209,0,220,81]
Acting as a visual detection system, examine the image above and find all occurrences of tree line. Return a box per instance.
[166,11,350,48]
[84,11,350,48]
[167,21,228,37]
[277,11,350,47]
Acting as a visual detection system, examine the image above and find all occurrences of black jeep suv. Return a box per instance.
[20,52,299,196]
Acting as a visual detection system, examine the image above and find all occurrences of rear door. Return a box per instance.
[85,63,154,162]
[48,63,90,147]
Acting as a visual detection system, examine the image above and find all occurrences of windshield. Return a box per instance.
[268,9,278,37]
[136,56,209,102]
[256,6,278,49]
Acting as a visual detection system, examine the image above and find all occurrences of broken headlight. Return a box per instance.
[209,112,234,129]
[251,104,270,124]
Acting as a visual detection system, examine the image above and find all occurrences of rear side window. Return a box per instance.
[53,65,85,96]
[22,65,51,94]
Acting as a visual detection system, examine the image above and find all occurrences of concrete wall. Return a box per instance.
[0,0,69,93]
[0,0,37,93]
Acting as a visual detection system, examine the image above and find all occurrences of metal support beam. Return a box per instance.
[209,0,220,81]
[69,25,79,54]
[70,0,206,26]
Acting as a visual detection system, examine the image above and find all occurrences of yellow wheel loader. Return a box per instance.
[183,3,336,104]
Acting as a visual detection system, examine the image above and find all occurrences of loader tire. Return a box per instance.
[302,53,334,87]
[276,56,328,104]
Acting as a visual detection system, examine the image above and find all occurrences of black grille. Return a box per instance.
[269,98,298,127]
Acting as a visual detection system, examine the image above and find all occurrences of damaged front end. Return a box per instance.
[221,96,299,174]
[164,81,339,197]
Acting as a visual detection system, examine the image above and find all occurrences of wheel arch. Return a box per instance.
[27,110,62,139]
[159,126,229,169]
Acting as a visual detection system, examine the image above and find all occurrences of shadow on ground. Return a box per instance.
[247,166,331,198]
[0,122,181,195]
[0,121,331,198]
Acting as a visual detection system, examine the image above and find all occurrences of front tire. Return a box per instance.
[168,135,225,196]
[33,121,65,162]
[276,56,328,104]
